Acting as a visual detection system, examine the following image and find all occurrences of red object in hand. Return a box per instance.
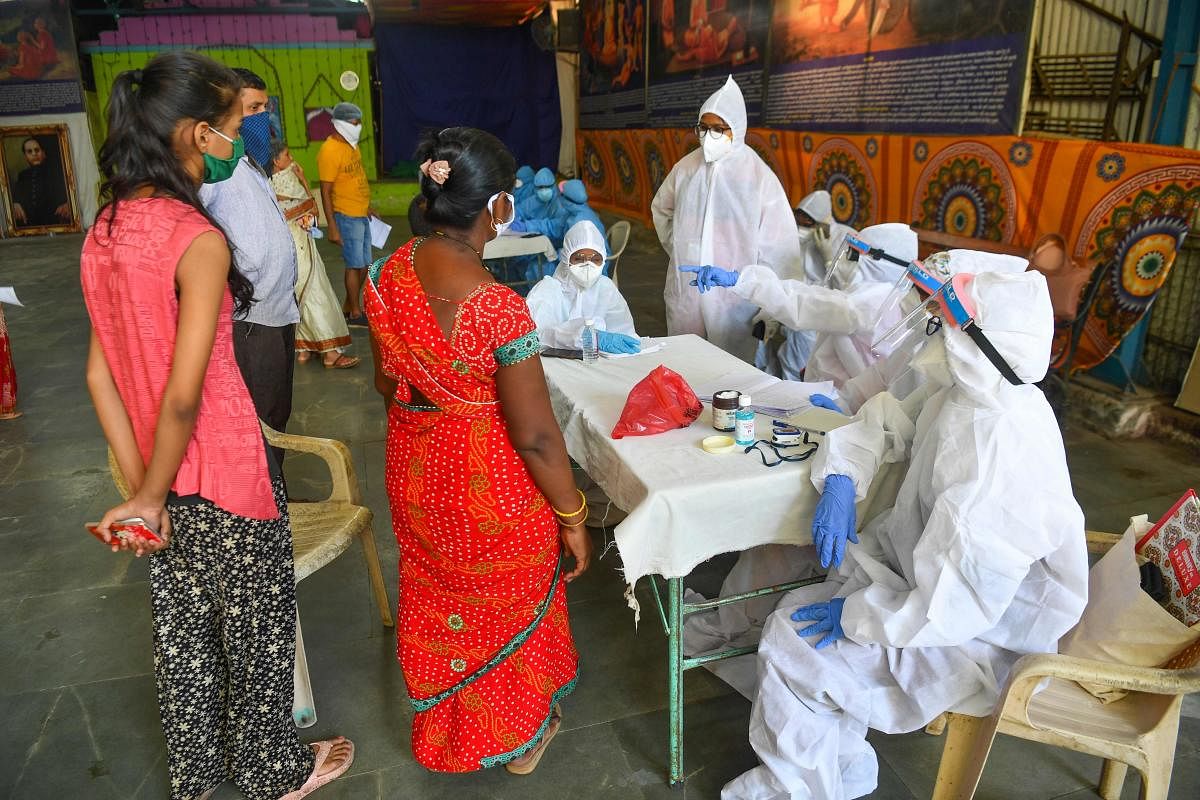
[611,365,702,439]
[85,518,163,545]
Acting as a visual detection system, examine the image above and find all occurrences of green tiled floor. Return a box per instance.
[1,216,1197,799]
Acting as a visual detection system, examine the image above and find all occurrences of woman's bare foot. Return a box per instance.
[311,737,353,777]
[296,351,312,363]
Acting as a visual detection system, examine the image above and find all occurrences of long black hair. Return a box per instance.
[94,52,254,316]
[415,127,516,230]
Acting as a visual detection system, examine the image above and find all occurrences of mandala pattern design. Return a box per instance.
[1056,167,1200,371]
[612,141,636,196]
[644,140,668,195]
[582,139,605,187]
[769,132,780,148]
[807,138,876,229]
[746,130,785,182]
[1097,153,1126,182]
[802,135,813,153]
[914,141,928,162]
[865,137,878,158]
[1008,141,1033,167]
[910,141,1016,242]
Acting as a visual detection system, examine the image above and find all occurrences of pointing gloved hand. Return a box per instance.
[792,597,845,649]
[508,220,527,233]
[812,474,858,569]
[678,265,739,293]
[809,393,844,414]
[596,331,641,354]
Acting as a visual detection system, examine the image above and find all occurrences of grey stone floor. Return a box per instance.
[1,213,1199,800]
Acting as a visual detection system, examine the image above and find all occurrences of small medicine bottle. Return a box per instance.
[734,395,755,446]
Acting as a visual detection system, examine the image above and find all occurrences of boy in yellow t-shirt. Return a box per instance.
[318,102,374,325]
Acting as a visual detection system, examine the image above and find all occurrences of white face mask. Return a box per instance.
[702,132,734,163]
[333,119,362,147]
[567,260,603,290]
[487,191,515,236]
[796,226,813,246]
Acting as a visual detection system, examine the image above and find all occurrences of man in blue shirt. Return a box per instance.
[199,68,299,463]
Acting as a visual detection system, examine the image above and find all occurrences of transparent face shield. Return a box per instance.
[822,235,869,289]
[871,263,1026,386]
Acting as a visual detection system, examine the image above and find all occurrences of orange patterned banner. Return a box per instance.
[578,129,1200,372]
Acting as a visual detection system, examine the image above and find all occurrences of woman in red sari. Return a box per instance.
[366,127,592,775]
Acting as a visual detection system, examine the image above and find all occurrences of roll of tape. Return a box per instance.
[701,435,737,454]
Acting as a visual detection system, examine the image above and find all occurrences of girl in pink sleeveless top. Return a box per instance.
[80,52,352,800]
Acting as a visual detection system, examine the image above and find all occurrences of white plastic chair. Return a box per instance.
[606,220,631,288]
[930,531,1200,800]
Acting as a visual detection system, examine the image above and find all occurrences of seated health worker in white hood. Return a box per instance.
[722,255,1089,800]
[652,75,801,363]
[526,220,640,354]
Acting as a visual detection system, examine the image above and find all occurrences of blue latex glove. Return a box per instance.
[508,220,527,233]
[809,393,844,414]
[677,265,739,293]
[812,474,858,569]
[791,597,845,649]
[596,331,641,354]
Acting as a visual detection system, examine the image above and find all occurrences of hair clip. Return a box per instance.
[420,159,451,185]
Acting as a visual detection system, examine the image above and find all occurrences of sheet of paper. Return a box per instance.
[0,287,22,306]
[692,368,780,402]
[752,380,837,416]
[368,217,392,250]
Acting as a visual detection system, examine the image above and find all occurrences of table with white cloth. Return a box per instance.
[541,334,903,786]
[482,233,556,291]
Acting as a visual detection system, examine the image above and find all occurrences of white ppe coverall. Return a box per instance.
[525,220,637,349]
[724,267,1089,800]
[652,75,801,364]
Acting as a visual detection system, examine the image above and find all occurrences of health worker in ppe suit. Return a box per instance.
[517,167,560,220]
[771,191,860,378]
[514,179,606,249]
[513,164,536,208]
[652,75,801,364]
[526,220,639,354]
[682,223,918,413]
[722,253,1089,800]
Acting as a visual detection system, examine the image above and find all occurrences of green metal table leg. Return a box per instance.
[667,576,685,786]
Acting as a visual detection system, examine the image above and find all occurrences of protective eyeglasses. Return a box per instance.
[743,435,819,468]
[694,123,732,140]
[568,256,604,268]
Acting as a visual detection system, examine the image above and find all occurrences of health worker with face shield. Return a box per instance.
[722,252,1089,800]
[512,179,606,251]
[774,191,861,378]
[526,221,638,354]
[682,223,918,413]
[652,75,802,364]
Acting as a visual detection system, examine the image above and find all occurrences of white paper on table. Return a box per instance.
[0,287,22,306]
[600,338,667,359]
[752,380,837,416]
[368,217,392,249]
[692,368,780,401]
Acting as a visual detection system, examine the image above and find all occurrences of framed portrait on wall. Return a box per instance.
[0,124,79,236]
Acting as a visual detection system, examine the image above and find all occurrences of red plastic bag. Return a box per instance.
[611,365,702,439]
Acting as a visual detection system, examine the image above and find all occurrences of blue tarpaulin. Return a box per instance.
[375,22,561,175]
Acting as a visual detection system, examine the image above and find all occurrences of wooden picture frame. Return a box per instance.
[0,124,80,237]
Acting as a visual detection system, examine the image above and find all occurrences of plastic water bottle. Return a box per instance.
[735,394,756,446]
[581,319,599,364]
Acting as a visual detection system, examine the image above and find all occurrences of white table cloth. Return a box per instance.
[542,334,903,601]
[482,233,556,261]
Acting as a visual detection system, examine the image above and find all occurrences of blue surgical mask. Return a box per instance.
[536,187,553,203]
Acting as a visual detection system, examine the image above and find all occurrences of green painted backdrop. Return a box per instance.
[85,44,376,183]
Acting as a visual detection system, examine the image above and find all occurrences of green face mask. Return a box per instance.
[202,129,244,184]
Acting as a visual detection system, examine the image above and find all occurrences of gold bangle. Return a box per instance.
[551,490,587,519]
[556,506,589,523]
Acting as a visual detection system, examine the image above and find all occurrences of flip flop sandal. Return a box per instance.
[277,738,355,800]
[324,354,361,369]
[504,704,563,775]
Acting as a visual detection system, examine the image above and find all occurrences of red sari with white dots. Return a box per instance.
[365,239,578,772]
